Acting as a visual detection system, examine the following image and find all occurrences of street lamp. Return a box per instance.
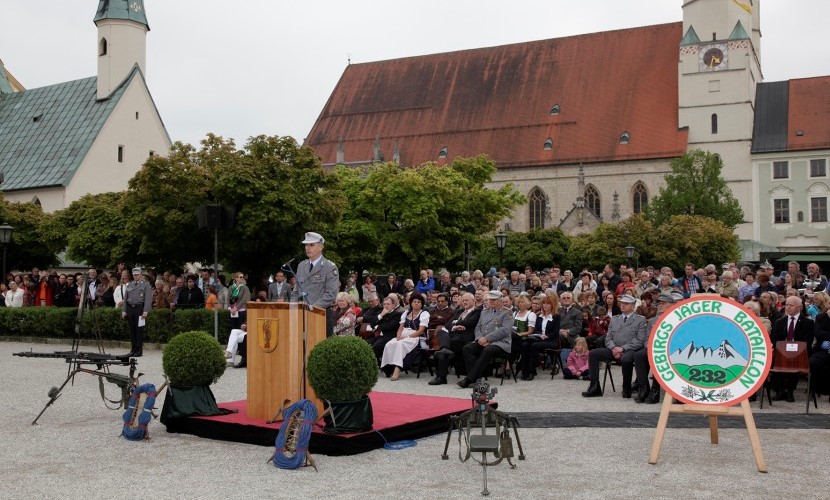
[624,245,636,270]
[495,233,507,270]
[0,222,13,283]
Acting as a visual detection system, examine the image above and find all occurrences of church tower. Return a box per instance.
[94,0,149,99]
[678,0,761,239]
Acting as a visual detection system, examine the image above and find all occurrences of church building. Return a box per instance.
[305,0,830,256]
[0,0,171,213]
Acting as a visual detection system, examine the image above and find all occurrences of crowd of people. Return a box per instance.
[5,257,830,403]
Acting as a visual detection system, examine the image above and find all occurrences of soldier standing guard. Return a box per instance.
[122,267,153,357]
[292,232,340,336]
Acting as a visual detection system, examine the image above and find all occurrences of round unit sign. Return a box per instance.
[648,297,771,405]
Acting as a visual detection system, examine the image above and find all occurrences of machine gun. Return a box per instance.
[12,273,141,425]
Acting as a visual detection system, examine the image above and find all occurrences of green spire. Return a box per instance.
[680,26,700,46]
[728,20,749,40]
[94,0,149,30]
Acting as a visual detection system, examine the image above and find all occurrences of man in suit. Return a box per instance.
[292,232,340,335]
[557,291,583,366]
[267,270,291,302]
[582,294,648,398]
[770,295,815,402]
[429,293,481,385]
[457,290,512,388]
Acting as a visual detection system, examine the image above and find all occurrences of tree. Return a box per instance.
[0,198,61,270]
[471,228,571,272]
[645,149,744,228]
[564,216,654,271]
[333,155,524,277]
[651,215,739,270]
[40,192,139,268]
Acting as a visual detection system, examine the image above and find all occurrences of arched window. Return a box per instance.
[585,184,600,219]
[711,113,718,134]
[32,196,42,208]
[619,131,630,145]
[550,104,560,115]
[99,38,108,56]
[633,182,648,214]
[529,188,547,229]
[438,146,448,159]
[543,138,553,150]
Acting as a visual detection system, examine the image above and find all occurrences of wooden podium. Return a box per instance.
[245,302,326,420]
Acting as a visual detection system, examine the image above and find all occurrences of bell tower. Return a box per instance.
[94,0,149,99]
[678,0,761,238]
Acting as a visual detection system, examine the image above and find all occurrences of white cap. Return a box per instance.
[488,290,502,299]
[619,295,637,304]
[132,267,142,275]
[301,232,325,244]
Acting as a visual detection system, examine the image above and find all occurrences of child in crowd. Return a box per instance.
[587,306,610,349]
[563,337,589,380]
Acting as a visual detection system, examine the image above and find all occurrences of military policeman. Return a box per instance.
[122,267,153,357]
[457,290,513,388]
[292,232,340,335]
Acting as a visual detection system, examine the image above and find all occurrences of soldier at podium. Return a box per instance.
[292,231,340,335]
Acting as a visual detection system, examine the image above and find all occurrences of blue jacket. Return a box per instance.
[415,277,435,294]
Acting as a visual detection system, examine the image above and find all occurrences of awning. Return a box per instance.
[777,254,830,262]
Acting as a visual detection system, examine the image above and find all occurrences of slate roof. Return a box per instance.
[752,76,830,154]
[306,22,688,168]
[0,70,132,191]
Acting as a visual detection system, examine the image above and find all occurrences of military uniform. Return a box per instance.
[585,310,648,396]
[459,298,512,387]
[292,232,340,335]
[122,268,153,356]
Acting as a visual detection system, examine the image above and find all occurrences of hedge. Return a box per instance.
[0,307,232,344]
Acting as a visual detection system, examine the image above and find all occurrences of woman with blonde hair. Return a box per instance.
[332,291,357,336]
[519,295,560,380]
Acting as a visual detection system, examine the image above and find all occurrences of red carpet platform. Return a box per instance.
[164,391,474,456]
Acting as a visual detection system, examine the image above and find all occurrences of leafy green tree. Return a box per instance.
[471,228,571,272]
[564,216,654,271]
[651,215,739,270]
[40,192,138,268]
[0,198,60,270]
[645,149,744,228]
[333,155,524,277]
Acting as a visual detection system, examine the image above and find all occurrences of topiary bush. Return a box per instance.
[307,335,378,402]
[162,331,226,386]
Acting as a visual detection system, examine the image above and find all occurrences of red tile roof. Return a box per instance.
[306,23,688,167]
[787,76,830,151]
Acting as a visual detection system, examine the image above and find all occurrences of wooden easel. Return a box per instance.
[648,396,767,473]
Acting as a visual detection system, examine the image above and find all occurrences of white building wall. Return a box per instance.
[96,19,148,99]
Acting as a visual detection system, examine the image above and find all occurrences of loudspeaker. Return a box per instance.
[196,205,236,230]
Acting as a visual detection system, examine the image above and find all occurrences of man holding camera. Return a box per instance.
[457,290,512,389]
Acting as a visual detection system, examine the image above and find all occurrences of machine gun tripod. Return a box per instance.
[441,380,525,496]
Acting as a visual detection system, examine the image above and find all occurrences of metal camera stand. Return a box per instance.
[441,380,525,496]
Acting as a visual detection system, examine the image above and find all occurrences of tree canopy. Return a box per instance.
[471,228,571,272]
[0,197,60,270]
[645,149,744,229]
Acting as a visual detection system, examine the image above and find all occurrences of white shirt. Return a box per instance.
[5,288,24,308]
[113,284,127,308]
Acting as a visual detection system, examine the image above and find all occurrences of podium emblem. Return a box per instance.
[257,318,279,353]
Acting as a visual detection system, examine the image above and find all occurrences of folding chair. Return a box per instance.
[602,360,617,394]
[759,341,817,413]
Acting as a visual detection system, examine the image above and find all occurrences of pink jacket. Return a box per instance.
[567,350,589,374]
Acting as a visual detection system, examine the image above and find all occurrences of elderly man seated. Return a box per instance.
[457,290,512,389]
[582,295,647,398]
[428,293,481,385]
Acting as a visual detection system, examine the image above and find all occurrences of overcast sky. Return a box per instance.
[3,1,829,148]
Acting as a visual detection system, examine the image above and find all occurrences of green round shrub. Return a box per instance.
[307,336,378,402]
[162,331,226,386]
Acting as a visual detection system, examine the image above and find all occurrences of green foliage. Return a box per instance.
[0,199,61,269]
[471,228,570,271]
[333,156,524,274]
[645,149,744,229]
[162,331,226,386]
[81,308,130,341]
[651,215,739,270]
[0,307,75,338]
[40,193,138,268]
[307,336,378,402]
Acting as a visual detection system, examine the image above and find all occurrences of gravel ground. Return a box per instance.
[2,340,829,499]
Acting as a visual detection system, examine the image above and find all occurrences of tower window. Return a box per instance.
[585,184,600,218]
[99,38,108,56]
[529,188,547,229]
[543,138,553,150]
[619,132,630,145]
[550,104,560,115]
[135,112,139,120]
[117,145,124,163]
[633,182,648,214]
[438,146,448,159]
[711,113,718,134]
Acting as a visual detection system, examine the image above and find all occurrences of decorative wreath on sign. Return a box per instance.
[121,383,160,441]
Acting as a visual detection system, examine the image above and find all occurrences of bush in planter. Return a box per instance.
[162,331,226,386]
[307,335,377,402]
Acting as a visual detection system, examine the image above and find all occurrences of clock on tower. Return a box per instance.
[699,43,728,71]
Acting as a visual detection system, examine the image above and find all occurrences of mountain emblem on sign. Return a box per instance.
[669,339,748,368]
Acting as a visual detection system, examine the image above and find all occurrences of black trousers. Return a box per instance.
[125,304,145,353]
[809,350,830,394]
[462,342,507,383]
[520,338,558,376]
[369,335,394,362]
[588,347,647,389]
[434,331,470,378]
[230,309,247,330]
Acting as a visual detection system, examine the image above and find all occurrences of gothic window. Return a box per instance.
[584,184,600,219]
[529,188,547,229]
[550,104,560,115]
[543,138,553,150]
[632,182,648,214]
[99,38,108,56]
[619,131,630,145]
[32,197,42,208]
[438,146,448,159]
[711,113,718,134]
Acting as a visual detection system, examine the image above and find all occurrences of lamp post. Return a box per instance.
[495,232,507,271]
[0,222,13,283]
[624,245,636,270]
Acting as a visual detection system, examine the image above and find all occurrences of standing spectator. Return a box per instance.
[267,270,290,302]
[152,279,168,309]
[361,275,377,302]
[33,270,54,306]
[84,269,100,309]
[21,276,36,307]
[379,273,404,299]
[97,276,116,308]
[229,273,251,331]
[122,267,153,357]
[177,275,205,309]
[205,285,219,310]
[5,281,24,307]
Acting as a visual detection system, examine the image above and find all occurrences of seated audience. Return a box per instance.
[381,293,429,381]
